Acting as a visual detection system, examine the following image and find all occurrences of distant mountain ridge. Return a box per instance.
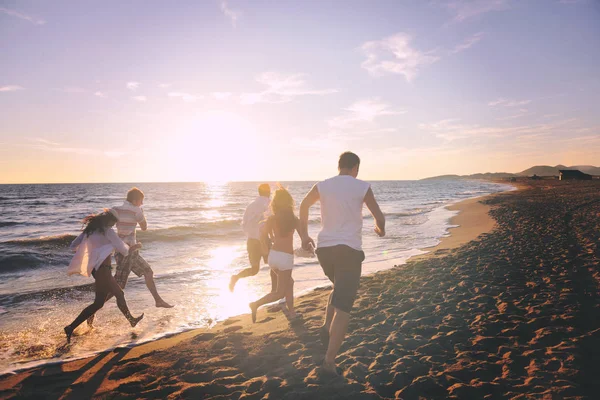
[423,165,600,181]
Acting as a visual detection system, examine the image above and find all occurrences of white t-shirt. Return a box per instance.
[68,229,130,277]
[112,201,146,246]
[316,175,371,251]
[242,196,271,240]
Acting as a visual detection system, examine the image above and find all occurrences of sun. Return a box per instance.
[167,110,260,182]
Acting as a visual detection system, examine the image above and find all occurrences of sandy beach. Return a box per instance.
[2,180,599,399]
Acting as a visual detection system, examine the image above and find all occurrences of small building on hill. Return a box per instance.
[559,169,592,180]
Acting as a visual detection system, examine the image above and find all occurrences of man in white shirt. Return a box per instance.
[229,183,275,292]
[299,152,385,375]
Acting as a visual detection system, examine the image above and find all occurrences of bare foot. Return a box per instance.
[64,326,73,344]
[249,302,258,323]
[129,313,144,328]
[322,360,338,376]
[155,300,174,308]
[229,276,238,292]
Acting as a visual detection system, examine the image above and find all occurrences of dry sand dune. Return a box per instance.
[2,180,599,399]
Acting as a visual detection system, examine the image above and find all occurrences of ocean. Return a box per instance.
[0,180,514,374]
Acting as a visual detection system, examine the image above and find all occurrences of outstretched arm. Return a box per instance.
[299,184,319,250]
[364,187,385,237]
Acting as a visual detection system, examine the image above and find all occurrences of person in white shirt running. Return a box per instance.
[299,151,385,375]
[86,188,171,328]
[65,210,144,343]
[229,183,276,292]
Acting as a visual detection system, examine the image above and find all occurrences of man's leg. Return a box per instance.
[321,245,363,374]
[230,239,261,292]
[131,253,173,308]
[324,307,351,373]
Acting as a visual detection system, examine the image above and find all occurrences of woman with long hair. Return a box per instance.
[249,186,301,322]
[64,209,144,343]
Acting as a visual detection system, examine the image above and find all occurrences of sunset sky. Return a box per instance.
[1,0,599,183]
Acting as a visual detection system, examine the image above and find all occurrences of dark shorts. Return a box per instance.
[247,238,268,266]
[316,245,365,314]
[92,257,112,278]
[114,252,153,288]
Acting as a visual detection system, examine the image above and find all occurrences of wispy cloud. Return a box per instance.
[0,85,24,92]
[168,92,203,102]
[240,72,337,105]
[360,33,440,81]
[495,108,529,120]
[451,32,484,54]
[158,83,171,88]
[132,96,147,102]
[126,81,140,91]
[94,91,107,98]
[0,7,45,25]
[25,137,129,158]
[420,117,576,142]
[488,98,531,107]
[220,0,241,27]
[212,92,232,100]
[442,0,510,23]
[328,99,404,129]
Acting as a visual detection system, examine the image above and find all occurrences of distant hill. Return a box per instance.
[423,164,599,181]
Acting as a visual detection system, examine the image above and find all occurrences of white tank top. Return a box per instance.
[316,175,371,251]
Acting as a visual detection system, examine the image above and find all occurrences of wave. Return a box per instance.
[0,252,46,272]
[384,209,433,218]
[0,221,19,228]
[4,234,77,248]
[0,282,95,307]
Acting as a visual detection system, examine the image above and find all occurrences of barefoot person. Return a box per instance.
[86,188,171,327]
[65,210,144,343]
[299,151,385,375]
[229,183,276,292]
[249,186,300,322]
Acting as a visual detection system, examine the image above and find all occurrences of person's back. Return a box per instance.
[317,175,370,251]
[299,151,385,375]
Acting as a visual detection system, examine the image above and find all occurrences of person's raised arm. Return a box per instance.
[299,184,319,250]
[364,187,385,237]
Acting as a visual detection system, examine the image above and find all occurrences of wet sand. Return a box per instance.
[2,180,599,399]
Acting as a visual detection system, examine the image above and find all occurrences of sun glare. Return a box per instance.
[170,111,259,182]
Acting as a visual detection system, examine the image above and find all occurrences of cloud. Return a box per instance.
[488,98,531,107]
[328,99,404,129]
[94,91,107,98]
[451,32,484,54]
[212,92,232,100]
[126,81,140,91]
[419,117,576,142]
[168,92,203,102]
[442,0,510,23]
[0,85,24,92]
[495,108,529,120]
[0,7,45,25]
[220,0,241,27]
[360,33,440,81]
[25,137,129,158]
[240,72,337,105]
[158,83,171,88]
[132,96,147,102]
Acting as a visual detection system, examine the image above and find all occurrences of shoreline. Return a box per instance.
[0,186,515,383]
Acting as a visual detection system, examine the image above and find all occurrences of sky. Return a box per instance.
[1,0,599,183]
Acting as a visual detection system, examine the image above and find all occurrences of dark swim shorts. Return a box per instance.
[316,244,365,313]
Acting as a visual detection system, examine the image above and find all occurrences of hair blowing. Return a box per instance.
[270,186,297,235]
[82,210,118,237]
